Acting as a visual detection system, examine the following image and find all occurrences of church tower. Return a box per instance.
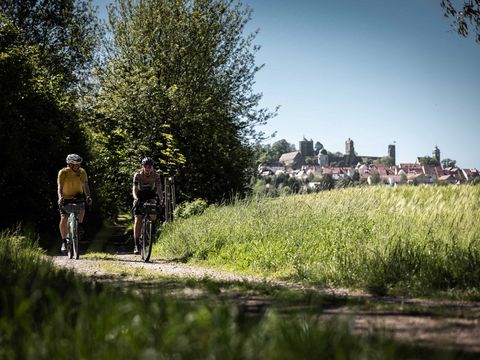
[432,145,440,163]
[388,143,396,165]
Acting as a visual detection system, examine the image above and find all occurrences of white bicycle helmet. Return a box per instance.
[66,154,83,164]
[142,157,154,166]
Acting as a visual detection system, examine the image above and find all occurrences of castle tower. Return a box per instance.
[345,138,354,155]
[299,138,314,157]
[344,138,357,166]
[432,145,440,163]
[388,143,396,165]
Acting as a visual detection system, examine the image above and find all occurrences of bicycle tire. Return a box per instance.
[72,219,79,260]
[67,214,74,259]
[141,218,154,262]
[67,213,79,260]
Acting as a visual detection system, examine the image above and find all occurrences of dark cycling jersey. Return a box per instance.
[133,169,161,201]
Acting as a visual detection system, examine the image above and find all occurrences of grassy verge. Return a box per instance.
[3,229,476,358]
[157,185,480,299]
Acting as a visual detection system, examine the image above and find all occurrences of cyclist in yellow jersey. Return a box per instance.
[57,154,92,252]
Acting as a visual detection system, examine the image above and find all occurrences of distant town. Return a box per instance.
[258,138,480,188]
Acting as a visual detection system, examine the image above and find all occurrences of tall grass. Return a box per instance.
[157,186,480,296]
[0,231,377,358]
[2,228,472,358]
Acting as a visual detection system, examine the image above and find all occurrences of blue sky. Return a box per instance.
[93,0,480,168]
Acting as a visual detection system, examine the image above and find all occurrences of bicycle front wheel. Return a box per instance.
[72,223,79,260]
[67,214,74,259]
[67,214,79,260]
[141,219,154,262]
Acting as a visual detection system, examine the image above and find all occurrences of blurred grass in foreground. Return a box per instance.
[2,229,476,359]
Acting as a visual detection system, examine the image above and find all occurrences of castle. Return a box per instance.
[279,137,396,168]
[260,138,479,185]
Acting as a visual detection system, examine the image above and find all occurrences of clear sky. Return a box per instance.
[92,0,480,168]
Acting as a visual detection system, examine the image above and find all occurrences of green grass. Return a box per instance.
[3,228,476,358]
[157,185,480,298]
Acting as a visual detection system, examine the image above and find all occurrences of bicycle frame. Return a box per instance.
[63,202,85,260]
[140,200,158,262]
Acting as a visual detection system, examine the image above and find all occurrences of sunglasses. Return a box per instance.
[143,164,152,168]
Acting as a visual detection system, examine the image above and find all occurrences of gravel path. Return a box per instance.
[48,217,480,354]
[50,250,480,354]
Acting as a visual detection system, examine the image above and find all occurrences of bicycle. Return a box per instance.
[62,201,85,260]
[139,199,160,262]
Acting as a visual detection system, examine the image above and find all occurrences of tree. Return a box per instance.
[441,158,457,168]
[0,15,90,234]
[91,0,276,206]
[352,169,360,182]
[271,139,296,159]
[336,176,353,189]
[373,156,394,166]
[305,157,317,165]
[441,0,480,43]
[257,139,295,163]
[0,0,102,88]
[318,174,335,191]
[368,171,381,185]
[327,151,344,166]
[314,141,323,153]
[417,156,441,167]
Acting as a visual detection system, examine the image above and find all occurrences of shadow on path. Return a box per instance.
[52,217,480,356]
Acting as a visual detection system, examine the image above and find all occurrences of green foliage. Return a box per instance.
[373,156,394,166]
[441,158,457,168]
[1,229,434,359]
[0,16,94,234]
[304,156,317,165]
[318,173,335,190]
[335,176,353,189]
[174,198,209,219]
[368,170,381,185]
[158,186,480,298]
[326,151,343,166]
[88,0,276,211]
[0,0,102,88]
[286,176,302,193]
[468,176,480,185]
[417,156,440,167]
[441,0,480,43]
[352,169,360,182]
[257,139,296,163]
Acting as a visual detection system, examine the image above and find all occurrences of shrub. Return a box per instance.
[174,199,209,219]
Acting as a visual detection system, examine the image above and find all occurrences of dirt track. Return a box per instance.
[48,218,480,354]
[51,249,480,354]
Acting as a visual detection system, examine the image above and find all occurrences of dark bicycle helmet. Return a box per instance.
[66,154,83,164]
[141,157,154,166]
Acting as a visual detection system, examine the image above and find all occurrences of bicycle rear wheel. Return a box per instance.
[141,219,154,262]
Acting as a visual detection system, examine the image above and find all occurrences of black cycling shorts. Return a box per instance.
[132,199,156,216]
[59,197,85,215]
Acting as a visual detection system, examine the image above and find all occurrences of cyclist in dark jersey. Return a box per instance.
[132,157,163,254]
